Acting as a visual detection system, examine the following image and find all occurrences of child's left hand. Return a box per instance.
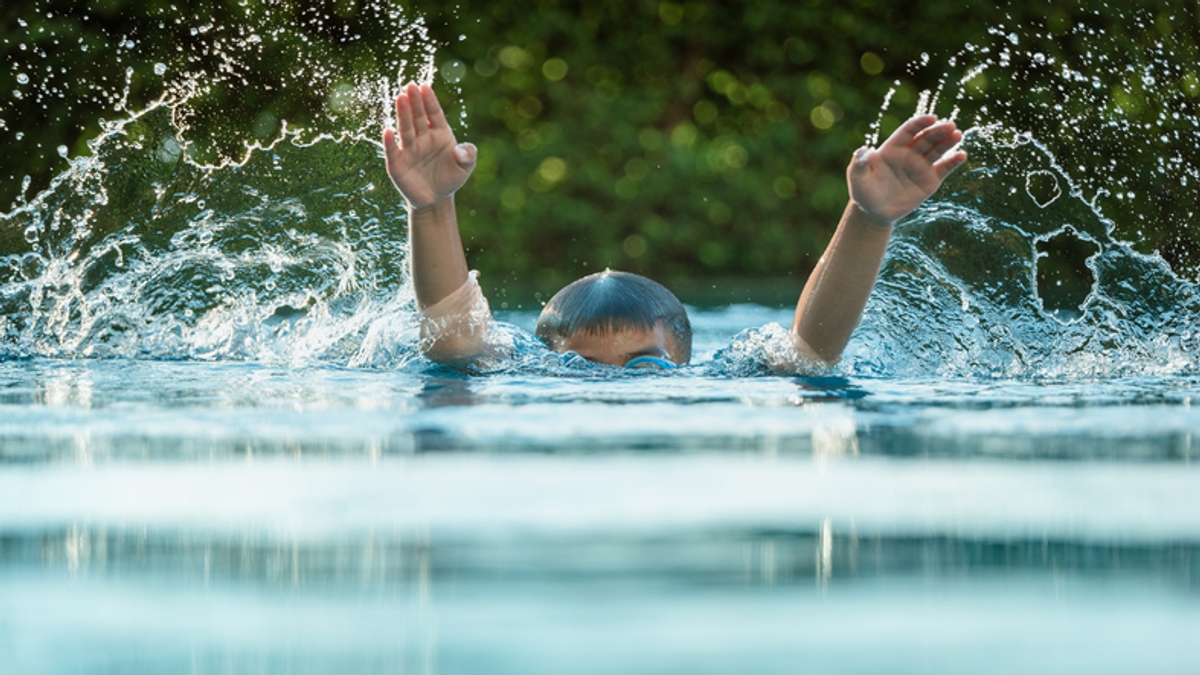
[847,115,967,225]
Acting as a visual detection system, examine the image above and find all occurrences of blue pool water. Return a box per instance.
[3,3,1200,672]
[0,308,1198,673]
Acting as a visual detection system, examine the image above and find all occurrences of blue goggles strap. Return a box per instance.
[624,355,679,370]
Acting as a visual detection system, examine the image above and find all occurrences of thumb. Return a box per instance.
[454,142,477,169]
[847,146,872,177]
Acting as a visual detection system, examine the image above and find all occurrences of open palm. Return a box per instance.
[848,115,967,225]
[383,82,476,210]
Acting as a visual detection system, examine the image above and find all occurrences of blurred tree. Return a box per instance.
[2,0,1196,300]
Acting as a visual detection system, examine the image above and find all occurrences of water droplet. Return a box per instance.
[57,145,68,158]
[12,90,22,100]
[154,62,167,76]
[16,73,29,85]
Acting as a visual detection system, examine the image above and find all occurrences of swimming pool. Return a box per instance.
[3,4,1200,671]
[1,302,1197,673]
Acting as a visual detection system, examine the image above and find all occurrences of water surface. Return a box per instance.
[1,306,1198,674]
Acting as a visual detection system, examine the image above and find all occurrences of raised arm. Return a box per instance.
[791,115,967,365]
[383,82,489,362]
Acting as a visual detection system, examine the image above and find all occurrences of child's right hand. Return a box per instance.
[383,83,477,210]
[846,115,966,226]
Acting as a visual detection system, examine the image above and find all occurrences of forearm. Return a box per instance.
[409,197,471,310]
[791,201,893,364]
[406,196,493,363]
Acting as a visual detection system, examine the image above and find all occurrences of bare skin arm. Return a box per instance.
[792,115,968,364]
[383,82,488,361]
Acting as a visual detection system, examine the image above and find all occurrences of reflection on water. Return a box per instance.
[0,341,1198,672]
[2,523,1197,674]
[2,357,1200,463]
[7,526,1197,594]
[2,358,1199,462]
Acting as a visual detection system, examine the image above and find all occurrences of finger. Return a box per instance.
[382,127,397,155]
[908,122,958,155]
[407,82,429,132]
[383,127,407,171]
[933,150,968,181]
[395,93,416,149]
[454,142,477,169]
[925,129,963,160]
[847,146,873,176]
[885,114,938,147]
[422,84,449,130]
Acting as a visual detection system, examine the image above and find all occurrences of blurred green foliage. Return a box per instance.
[422,0,1023,292]
[2,0,1196,299]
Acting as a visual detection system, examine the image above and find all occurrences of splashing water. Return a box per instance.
[1,4,1200,379]
[0,0,441,366]
[849,126,1200,379]
[850,6,1200,379]
[2,0,438,173]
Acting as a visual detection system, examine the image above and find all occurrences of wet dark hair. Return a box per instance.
[535,270,692,363]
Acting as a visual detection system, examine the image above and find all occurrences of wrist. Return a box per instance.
[848,200,897,228]
[408,196,455,220]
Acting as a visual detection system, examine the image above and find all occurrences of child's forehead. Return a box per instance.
[560,321,675,365]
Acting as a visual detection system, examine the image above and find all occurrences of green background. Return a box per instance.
[2,0,1195,304]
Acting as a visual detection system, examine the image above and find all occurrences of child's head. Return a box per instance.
[535,270,692,367]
